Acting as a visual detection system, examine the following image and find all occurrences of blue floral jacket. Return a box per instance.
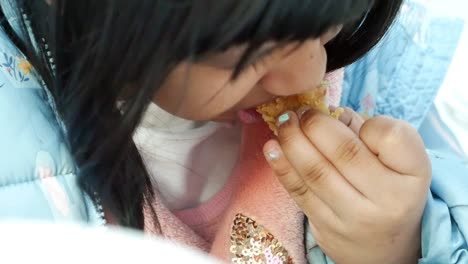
[0,3,103,225]
[0,1,467,263]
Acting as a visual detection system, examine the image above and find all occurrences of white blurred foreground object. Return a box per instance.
[415,0,468,158]
[436,15,468,156]
[0,221,219,264]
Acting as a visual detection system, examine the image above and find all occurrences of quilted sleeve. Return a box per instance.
[0,27,101,224]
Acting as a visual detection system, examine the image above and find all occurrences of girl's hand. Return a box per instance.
[263,108,431,264]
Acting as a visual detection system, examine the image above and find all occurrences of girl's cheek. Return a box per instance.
[156,60,269,120]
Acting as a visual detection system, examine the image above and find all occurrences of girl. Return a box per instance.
[0,0,466,263]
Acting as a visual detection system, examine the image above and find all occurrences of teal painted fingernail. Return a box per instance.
[265,149,280,161]
[277,113,290,126]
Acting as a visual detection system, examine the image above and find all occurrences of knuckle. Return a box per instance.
[383,121,412,144]
[272,161,310,199]
[274,161,293,180]
[272,162,311,200]
[288,181,310,199]
[278,130,296,148]
[362,115,389,132]
[334,137,362,164]
[300,110,323,132]
[303,162,329,186]
[368,117,417,146]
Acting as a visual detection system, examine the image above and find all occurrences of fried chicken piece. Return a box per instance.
[256,83,343,135]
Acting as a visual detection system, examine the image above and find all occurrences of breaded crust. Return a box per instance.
[256,83,343,135]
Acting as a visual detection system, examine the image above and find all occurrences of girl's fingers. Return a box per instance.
[263,139,344,229]
[270,111,365,218]
[298,109,396,201]
[336,107,365,135]
[263,139,310,205]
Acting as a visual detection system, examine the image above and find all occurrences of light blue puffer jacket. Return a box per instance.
[0,3,102,225]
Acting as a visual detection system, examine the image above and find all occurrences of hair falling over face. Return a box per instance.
[1,0,403,229]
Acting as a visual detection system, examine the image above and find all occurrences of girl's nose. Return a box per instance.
[259,39,328,97]
[258,25,341,97]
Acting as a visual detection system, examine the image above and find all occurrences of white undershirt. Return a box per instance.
[133,103,241,210]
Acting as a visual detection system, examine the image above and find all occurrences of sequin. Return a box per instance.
[230,213,293,264]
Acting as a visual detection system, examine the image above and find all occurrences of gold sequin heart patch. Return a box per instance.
[230,213,293,264]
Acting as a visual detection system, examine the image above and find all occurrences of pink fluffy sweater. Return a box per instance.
[143,70,344,264]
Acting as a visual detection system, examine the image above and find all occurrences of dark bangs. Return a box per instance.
[183,0,401,74]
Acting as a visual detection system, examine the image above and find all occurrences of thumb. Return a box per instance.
[359,116,431,178]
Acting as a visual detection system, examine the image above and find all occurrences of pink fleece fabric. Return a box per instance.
[326,68,344,107]
[143,69,344,263]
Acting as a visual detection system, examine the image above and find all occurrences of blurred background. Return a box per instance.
[432,0,468,157]
[343,0,468,159]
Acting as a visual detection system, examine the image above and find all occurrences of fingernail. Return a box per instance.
[337,109,352,126]
[277,113,290,127]
[297,106,310,118]
[265,149,281,161]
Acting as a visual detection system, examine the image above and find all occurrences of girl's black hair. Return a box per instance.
[3,0,402,230]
